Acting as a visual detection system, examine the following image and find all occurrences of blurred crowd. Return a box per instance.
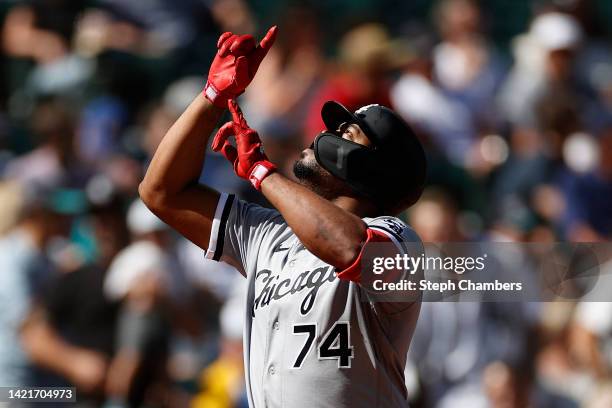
[1,0,612,407]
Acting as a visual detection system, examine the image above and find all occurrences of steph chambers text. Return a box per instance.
[372,279,523,293]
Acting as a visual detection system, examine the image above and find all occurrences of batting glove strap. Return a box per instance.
[249,160,277,190]
[204,81,225,107]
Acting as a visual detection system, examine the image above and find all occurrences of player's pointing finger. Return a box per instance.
[259,26,278,52]
[228,99,248,128]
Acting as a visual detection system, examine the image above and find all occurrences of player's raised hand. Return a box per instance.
[212,100,276,189]
[204,26,278,108]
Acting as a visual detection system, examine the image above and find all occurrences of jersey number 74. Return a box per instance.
[292,322,354,369]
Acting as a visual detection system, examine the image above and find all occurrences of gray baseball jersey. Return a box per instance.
[205,193,422,407]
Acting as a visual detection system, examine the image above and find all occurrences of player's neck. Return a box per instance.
[332,196,379,218]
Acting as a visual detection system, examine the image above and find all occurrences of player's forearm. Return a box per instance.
[140,94,224,205]
[261,173,367,269]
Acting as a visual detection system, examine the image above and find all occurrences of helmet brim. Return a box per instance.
[321,101,366,134]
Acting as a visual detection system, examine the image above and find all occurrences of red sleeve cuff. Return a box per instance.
[336,228,393,283]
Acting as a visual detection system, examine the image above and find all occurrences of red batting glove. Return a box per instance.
[212,100,276,190]
[204,27,278,108]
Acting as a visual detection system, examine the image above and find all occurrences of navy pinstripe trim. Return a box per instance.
[369,224,404,244]
[213,194,235,261]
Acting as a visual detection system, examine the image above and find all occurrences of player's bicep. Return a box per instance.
[143,184,220,251]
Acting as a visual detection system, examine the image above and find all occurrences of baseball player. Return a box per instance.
[140,27,427,407]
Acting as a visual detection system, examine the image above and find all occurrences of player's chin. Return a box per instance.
[293,156,320,182]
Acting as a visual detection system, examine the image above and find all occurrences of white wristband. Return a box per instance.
[204,82,219,104]
[249,161,277,190]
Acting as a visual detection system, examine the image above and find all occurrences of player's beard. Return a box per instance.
[293,155,353,200]
[293,158,320,183]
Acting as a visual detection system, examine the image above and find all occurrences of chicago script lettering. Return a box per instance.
[253,266,335,315]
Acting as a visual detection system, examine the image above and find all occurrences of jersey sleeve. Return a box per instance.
[204,193,282,276]
[336,216,423,284]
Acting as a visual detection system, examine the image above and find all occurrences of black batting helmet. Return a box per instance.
[313,101,427,213]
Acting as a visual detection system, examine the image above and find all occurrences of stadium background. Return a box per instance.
[1,0,612,407]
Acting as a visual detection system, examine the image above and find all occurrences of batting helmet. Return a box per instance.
[314,101,427,212]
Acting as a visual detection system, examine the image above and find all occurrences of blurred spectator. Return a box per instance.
[0,184,72,387]
[497,12,585,129]
[103,198,190,407]
[432,0,506,130]
[391,30,476,166]
[490,22,596,237]
[20,193,126,404]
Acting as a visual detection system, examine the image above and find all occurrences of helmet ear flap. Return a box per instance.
[314,132,381,197]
